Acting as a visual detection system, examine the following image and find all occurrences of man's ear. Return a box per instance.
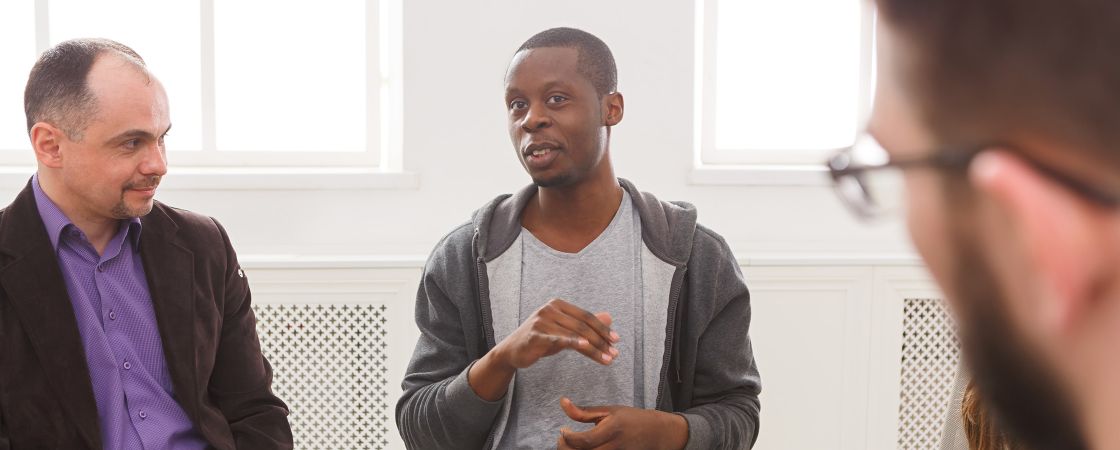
[603,92,624,127]
[30,123,65,168]
[970,149,1116,333]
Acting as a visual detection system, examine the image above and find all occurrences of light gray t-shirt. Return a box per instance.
[499,191,644,449]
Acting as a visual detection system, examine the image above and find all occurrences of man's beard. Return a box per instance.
[111,175,160,219]
[953,229,1087,450]
[110,199,153,219]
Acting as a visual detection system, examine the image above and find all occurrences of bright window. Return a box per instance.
[697,0,875,165]
[0,2,37,161]
[0,1,395,168]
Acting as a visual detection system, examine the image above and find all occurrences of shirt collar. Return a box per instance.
[32,173,143,250]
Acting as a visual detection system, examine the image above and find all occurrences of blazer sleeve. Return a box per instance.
[678,234,762,450]
[0,407,9,450]
[207,218,294,449]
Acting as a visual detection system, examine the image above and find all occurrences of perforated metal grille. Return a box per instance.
[898,298,960,450]
[256,304,390,449]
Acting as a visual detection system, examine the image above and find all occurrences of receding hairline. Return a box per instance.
[89,50,156,87]
[24,38,152,140]
[67,51,157,137]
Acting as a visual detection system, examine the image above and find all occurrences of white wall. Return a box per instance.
[137,0,916,260]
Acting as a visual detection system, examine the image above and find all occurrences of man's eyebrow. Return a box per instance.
[104,129,156,144]
[505,80,572,98]
[103,124,172,145]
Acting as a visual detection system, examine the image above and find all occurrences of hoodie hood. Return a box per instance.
[470,178,697,267]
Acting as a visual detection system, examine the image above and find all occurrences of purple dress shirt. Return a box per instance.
[32,175,207,450]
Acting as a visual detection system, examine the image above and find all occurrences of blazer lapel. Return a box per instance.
[138,204,201,424]
[0,181,101,448]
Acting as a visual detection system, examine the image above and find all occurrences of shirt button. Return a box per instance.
[123,361,131,370]
[97,265,105,273]
[109,310,117,320]
[138,410,147,420]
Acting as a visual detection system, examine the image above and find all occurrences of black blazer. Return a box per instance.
[0,181,292,449]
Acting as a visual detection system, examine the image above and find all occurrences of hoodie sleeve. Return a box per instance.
[396,226,504,449]
[677,229,762,450]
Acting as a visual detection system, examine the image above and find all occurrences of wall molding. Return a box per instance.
[238,252,923,270]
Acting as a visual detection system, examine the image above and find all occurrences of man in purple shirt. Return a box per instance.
[0,39,292,449]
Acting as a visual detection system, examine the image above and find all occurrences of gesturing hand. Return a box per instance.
[496,298,620,370]
[556,397,689,450]
[468,299,620,402]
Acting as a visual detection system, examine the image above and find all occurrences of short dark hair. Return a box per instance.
[24,38,146,140]
[875,0,1120,169]
[515,27,618,96]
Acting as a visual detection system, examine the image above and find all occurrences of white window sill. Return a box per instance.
[0,166,419,191]
[233,252,923,270]
[239,254,428,269]
[689,164,831,186]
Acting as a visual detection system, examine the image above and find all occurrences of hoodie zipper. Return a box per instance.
[654,265,687,410]
[474,228,502,449]
[475,230,497,348]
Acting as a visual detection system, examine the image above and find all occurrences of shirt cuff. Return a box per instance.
[444,360,506,427]
[678,412,713,450]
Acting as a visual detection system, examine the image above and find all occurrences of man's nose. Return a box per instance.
[521,104,552,132]
[140,143,168,176]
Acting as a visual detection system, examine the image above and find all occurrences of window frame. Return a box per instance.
[694,0,878,167]
[0,0,402,171]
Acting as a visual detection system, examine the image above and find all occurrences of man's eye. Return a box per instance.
[123,139,140,149]
[510,100,528,110]
[546,95,567,104]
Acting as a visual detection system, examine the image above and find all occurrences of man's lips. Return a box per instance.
[522,141,561,156]
[523,147,561,170]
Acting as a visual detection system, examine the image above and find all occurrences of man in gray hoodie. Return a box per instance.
[397,27,761,450]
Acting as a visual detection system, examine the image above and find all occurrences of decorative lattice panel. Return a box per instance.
[898,298,960,450]
[256,304,390,449]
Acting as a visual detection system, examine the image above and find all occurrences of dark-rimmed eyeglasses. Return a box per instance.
[826,133,1120,221]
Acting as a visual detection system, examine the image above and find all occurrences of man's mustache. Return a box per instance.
[124,175,161,190]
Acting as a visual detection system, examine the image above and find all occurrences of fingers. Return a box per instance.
[557,433,577,450]
[550,299,618,345]
[594,312,614,329]
[524,325,608,367]
[537,300,619,364]
[544,313,616,364]
[561,421,617,449]
[560,397,611,423]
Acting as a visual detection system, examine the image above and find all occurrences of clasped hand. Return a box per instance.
[555,397,688,450]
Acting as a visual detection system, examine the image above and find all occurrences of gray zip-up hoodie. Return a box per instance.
[397,179,762,449]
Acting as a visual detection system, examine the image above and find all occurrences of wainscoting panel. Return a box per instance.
[744,266,875,450]
[238,260,955,450]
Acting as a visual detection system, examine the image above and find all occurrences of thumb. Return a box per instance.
[594,312,613,328]
[560,397,610,423]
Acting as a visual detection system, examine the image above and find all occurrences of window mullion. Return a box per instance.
[200,0,217,154]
